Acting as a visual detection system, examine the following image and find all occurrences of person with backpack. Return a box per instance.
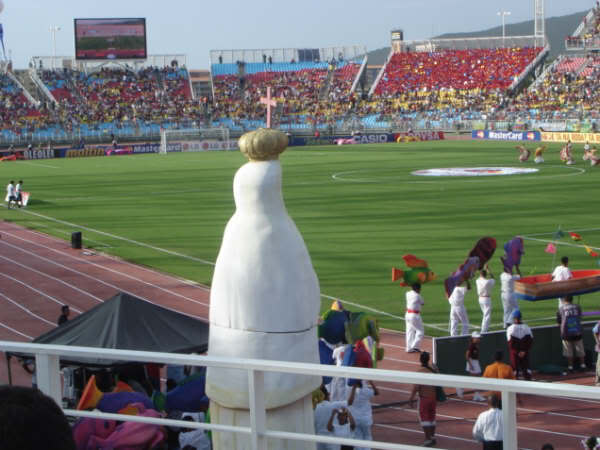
[556,295,586,372]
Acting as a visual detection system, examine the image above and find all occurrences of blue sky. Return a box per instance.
[0,0,595,69]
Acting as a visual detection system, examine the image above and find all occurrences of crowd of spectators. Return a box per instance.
[565,3,600,49]
[0,74,53,136]
[346,47,542,127]
[3,65,211,139]
[211,61,362,128]
[503,54,600,121]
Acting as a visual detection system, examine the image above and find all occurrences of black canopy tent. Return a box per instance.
[7,292,209,382]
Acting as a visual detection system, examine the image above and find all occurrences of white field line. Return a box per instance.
[0,270,85,313]
[30,222,113,248]
[523,227,600,237]
[10,224,210,292]
[18,161,60,169]
[2,216,448,331]
[0,321,33,340]
[521,236,600,251]
[0,291,56,326]
[0,231,209,310]
[332,165,585,183]
[377,385,600,424]
[0,238,207,321]
[12,208,216,266]
[0,254,98,310]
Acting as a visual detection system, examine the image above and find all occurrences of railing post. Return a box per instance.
[35,353,62,405]
[502,390,518,449]
[248,369,267,450]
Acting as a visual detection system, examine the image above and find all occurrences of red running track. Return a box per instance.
[0,221,598,449]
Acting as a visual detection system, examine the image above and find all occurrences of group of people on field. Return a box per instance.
[517,140,600,166]
[5,179,24,209]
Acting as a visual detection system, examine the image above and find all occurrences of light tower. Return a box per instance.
[534,0,546,47]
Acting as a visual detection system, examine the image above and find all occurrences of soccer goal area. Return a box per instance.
[159,127,234,154]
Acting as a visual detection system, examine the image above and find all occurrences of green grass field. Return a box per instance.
[2,140,600,335]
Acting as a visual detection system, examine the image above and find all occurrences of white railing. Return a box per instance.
[30,68,58,104]
[350,55,368,93]
[509,44,549,91]
[368,49,394,97]
[5,70,39,107]
[2,341,600,450]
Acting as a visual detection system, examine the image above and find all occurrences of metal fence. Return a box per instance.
[1,341,599,450]
[210,46,367,65]
[29,54,188,72]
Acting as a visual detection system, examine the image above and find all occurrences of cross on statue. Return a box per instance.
[259,87,278,128]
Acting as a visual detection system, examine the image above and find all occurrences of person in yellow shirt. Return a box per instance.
[483,350,515,401]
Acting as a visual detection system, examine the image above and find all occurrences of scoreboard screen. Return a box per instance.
[74,18,147,60]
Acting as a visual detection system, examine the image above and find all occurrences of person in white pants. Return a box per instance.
[476,265,495,333]
[500,263,521,328]
[449,279,471,336]
[552,256,572,308]
[405,283,425,352]
[347,380,378,450]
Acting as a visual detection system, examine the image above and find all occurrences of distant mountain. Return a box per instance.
[366,10,589,65]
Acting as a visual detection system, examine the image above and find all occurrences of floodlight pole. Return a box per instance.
[50,25,61,70]
[497,10,511,45]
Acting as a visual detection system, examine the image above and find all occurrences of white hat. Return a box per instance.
[471,331,481,339]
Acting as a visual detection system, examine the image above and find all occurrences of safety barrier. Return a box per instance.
[1,341,600,449]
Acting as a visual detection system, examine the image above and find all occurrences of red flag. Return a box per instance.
[544,243,557,254]
[569,232,582,241]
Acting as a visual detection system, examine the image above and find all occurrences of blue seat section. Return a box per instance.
[211,62,329,76]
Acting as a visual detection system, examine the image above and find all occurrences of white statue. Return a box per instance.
[206,128,321,449]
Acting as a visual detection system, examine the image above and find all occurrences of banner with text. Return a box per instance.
[471,130,541,141]
[541,132,600,144]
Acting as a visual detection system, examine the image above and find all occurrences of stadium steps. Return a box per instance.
[319,68,334,100]
[13,69,45,105]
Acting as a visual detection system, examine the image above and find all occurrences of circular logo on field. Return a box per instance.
[412,167,540,177]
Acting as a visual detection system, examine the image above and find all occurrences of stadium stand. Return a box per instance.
[209,48,366,130]
[507,53,600,121]
[350,46,545,129]
[32,66,204,140]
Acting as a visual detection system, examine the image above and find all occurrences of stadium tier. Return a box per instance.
[506,54,600,122]
[0,65,207,142]
[350,46,545,129]
[211,60,363,130]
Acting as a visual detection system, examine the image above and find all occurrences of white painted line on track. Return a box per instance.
[0,321,33,340]
[0,254,97,310]
[374,422,478,445]
[0,291,56,327]
[0,238,207,321]
[3,221,442,329]
[377,385,600,422]
[0,271,84,313]
[13,208,216,266]
[0,232,209,310]
[10,225,210,292]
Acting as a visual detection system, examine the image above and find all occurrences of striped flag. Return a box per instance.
[569,232,582,241]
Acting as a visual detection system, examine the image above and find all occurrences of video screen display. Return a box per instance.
[74,18,147,60]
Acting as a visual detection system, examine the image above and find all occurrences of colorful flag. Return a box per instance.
[544,243,557,254]
[585,245,600,258]
[569,232,582,241]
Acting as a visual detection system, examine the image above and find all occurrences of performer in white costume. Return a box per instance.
[206,128,321,449]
